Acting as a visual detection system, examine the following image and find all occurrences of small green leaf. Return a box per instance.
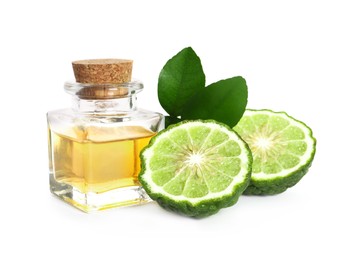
[181,77,248,127]
[158,47,205,116]
[165,116,182,128]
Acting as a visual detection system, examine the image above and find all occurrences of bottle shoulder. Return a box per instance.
[47,107,164,138]
[47,108,163,122]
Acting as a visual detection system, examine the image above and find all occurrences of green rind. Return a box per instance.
[244,158,315,195]
[148,173,250,218]
[235,109,316,195]
[139,120,252,218]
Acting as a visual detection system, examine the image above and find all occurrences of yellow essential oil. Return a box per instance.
[50,126,154,193]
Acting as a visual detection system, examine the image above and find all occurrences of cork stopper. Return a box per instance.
[72,59,133,84]
[71,59,133,99]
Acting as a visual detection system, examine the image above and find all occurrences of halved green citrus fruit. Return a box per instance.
[139,120,252,218]
[233,109,316,195]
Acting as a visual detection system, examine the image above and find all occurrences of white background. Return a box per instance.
[1,0,348,259]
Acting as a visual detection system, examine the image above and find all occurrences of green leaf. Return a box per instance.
[181,77,248,127]
[165,116,182,128]
[158,47,205,116]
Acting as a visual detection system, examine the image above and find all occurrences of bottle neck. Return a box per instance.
[64,80,143,114]
[72,95,137,114]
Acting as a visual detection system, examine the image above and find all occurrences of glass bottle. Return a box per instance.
[47,59,164,212]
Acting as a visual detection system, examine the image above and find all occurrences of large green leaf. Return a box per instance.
[181,77,248,127]
[158,47,205,116]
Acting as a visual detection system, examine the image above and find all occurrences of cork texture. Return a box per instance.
[72,59,133,84]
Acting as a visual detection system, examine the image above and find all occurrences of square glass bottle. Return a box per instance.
[47,59,164,212]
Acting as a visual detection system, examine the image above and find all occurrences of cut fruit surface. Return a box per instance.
[139,120,252,217]
[234,109,316,195]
